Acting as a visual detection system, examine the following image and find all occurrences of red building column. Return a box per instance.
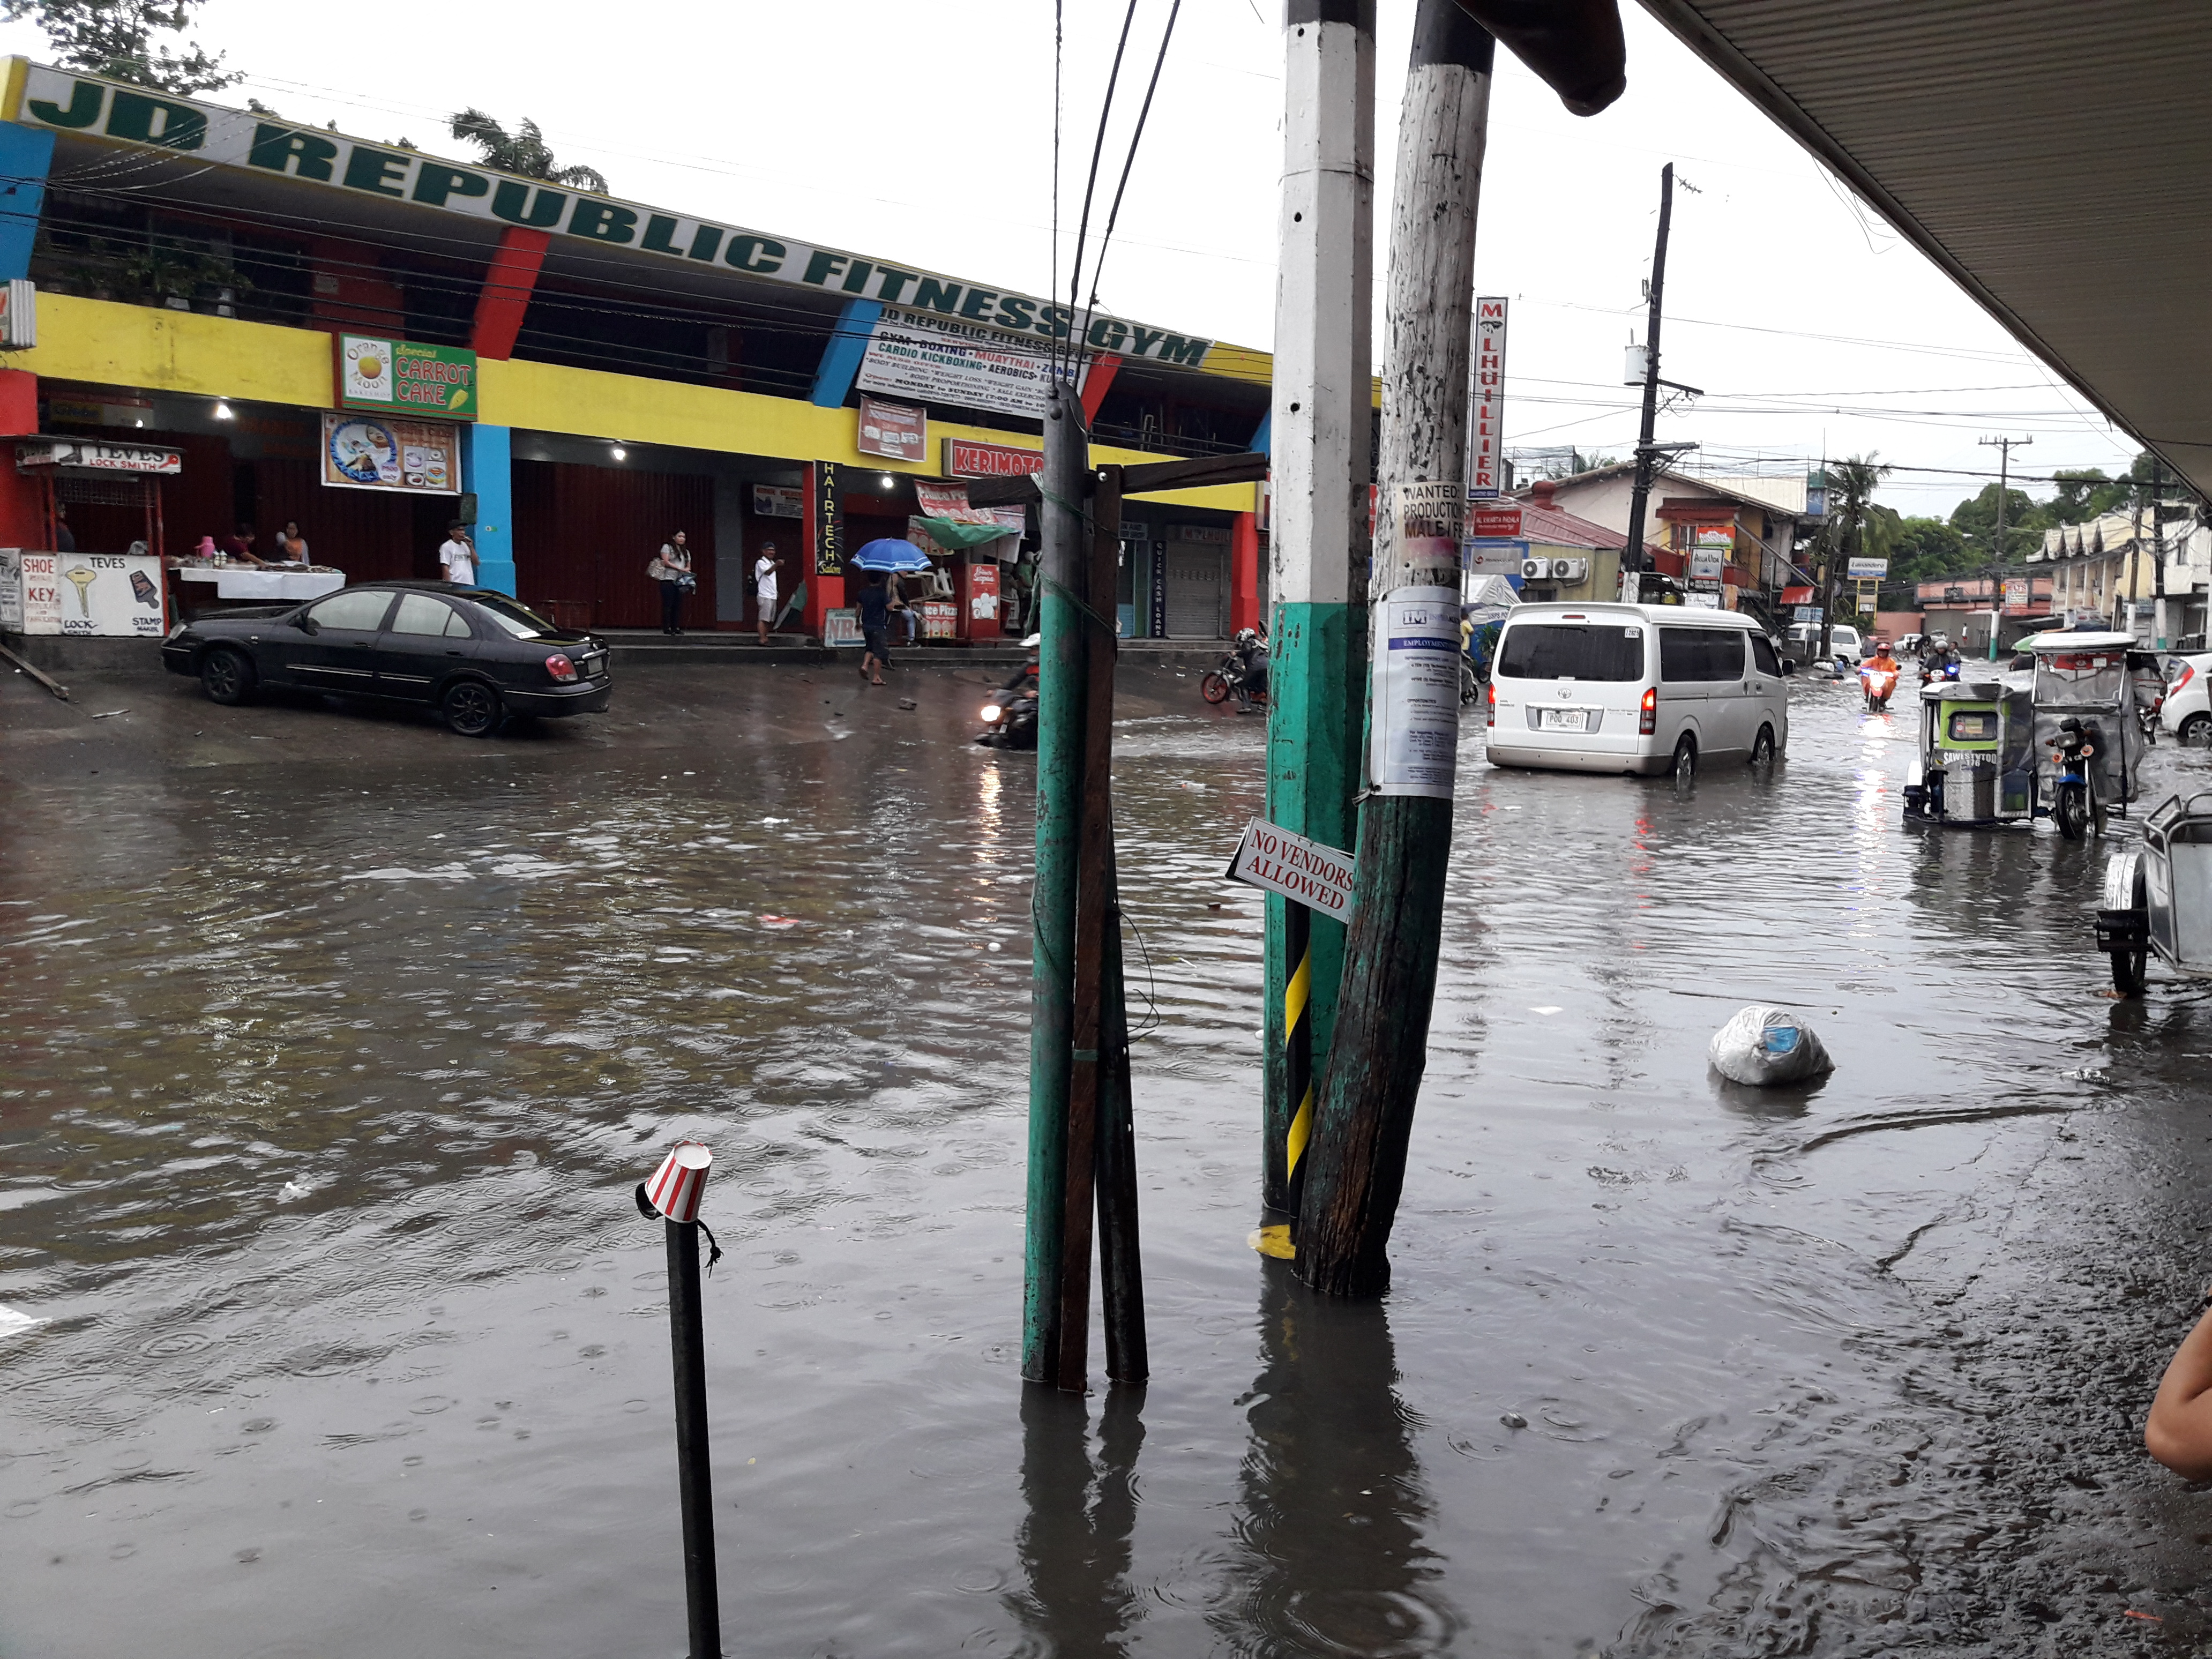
[1230,510,1261,637]
[471,227,550,360]
[0,368,43,547]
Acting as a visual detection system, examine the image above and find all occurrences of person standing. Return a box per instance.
[52,500,74,553]
[651,530,693,634]
[856,570,900,686]
[439,522,476,586]
[277,520,310,562]
[754,541,785,645]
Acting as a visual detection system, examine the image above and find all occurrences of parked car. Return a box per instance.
[1485,602,1791,781]
[2159,652,2212,746]
[162,581,612,736]
[1786,621,1865,666]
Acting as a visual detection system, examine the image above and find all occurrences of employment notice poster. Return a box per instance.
[320,413,460,495]
[857,307,1052,420]
[1369,585,1462,798]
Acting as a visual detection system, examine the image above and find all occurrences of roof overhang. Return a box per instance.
[1636,0,2212,499]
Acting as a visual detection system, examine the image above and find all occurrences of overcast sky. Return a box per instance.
[0,1,2146,520]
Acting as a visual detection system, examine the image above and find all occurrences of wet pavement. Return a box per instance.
[5,655,2212,1656]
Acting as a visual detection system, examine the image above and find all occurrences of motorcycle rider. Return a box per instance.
[1231,626,1270,715]
[1860,640,1901,707]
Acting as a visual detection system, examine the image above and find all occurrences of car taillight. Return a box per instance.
[545,653,577,682]
[1640,686,1658,734]
[1485,681,1496,729]
[2177,665,2196,696]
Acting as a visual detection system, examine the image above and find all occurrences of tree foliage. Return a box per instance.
[449,110,609,194]
[2,0,235,93]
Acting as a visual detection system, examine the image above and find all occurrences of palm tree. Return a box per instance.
[1815,454,1897,657]
[448,110,609,195]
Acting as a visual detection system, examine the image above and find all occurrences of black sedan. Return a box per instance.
[161,580,612,736]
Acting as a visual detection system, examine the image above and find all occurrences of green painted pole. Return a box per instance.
[1023,383,1090,1384]
[1263,0,1375,1213]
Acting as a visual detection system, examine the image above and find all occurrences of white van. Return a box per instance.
[1485,602,1791,781]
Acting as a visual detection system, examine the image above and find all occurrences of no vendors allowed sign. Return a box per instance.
[1225,820,1356,921]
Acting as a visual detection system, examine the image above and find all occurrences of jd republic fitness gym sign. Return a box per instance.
[14,65,1219,373]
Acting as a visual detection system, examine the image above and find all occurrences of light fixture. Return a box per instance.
[133,418,144,428]
[213,400,234,421]
[880,473,896,489]
[611,446,627,461]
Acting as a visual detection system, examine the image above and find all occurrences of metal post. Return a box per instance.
[664,1219,720,1659]
[1621,163,1674,598]
[1264,0,1374,1212]
[1023,382,1089,1385]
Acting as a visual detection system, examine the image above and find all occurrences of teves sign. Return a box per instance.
[14,63,1216,371]
[1225,819,1356,922]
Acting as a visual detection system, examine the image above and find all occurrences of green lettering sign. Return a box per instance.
[247,122,337,182]
[911,278,961,315]
[801,250,847,287]
[413,165,489,208]
[640,214,683,256]
[1156,334,1210,366]
[106,91,205,151]
[343,145,409,199]
[491,181,566,228]
[569,200,637,243]
[958,288,998,322]
[724,235,784,274]
[26,80,101,129]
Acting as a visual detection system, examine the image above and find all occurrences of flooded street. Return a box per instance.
[7,656,2212,1656]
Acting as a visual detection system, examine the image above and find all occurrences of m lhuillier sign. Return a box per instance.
[12,63,1217,372]
[1226,820,1356,922]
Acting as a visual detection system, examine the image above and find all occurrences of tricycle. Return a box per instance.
[2094,791,2212,995]
[1902,631,2146,836]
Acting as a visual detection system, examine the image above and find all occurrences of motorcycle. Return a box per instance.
[1860,660,1900,711]
[1200,651,1269,708]
[977,638,1040,750]
[2050,715,2106,841]
[1918,654,1962,685]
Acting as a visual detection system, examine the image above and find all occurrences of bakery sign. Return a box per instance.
[335,334,478,420]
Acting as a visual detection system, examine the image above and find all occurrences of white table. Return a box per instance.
[176,565,346,602]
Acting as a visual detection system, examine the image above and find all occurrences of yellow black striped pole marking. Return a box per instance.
[1252,902,1313,1261]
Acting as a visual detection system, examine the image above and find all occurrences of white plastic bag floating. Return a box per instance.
[1708,1005,1834,1086]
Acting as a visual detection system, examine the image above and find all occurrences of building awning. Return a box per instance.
[1640,1,2212,498]
[16,437,182,475]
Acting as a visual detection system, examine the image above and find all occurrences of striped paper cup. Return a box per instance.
[641,1140,712,1224]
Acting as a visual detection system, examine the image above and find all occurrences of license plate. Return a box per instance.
[1538,708,1588,732]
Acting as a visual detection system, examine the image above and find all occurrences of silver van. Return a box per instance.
[1485,602,1791,781]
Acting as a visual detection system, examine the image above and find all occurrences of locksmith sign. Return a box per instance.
[12,63,1218,372]
[1225,820,1357,922]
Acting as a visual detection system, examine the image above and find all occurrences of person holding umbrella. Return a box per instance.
[848,536,932,684]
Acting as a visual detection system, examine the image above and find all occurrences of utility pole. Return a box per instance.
[1619,163,1675,600]
[1262,0,1373,1218]
[1294,0,1490,1299]
[2153,457,2170,649]
[1979,434,2029,653]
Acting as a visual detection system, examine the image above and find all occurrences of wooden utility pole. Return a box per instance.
[1980,434,2029,650]
[1023,384,1089,1384]
[1620,163,1675,601]
[1294,0,1491,1299]
[1262,0,1374,1216]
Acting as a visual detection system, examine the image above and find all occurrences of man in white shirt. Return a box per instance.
[439,523,476,587]
[754,541,784,644]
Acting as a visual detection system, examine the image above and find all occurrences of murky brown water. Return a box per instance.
[5,657,2212,1656]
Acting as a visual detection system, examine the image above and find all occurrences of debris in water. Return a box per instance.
[0,1305,44,1338]
[91,708,128,720]
[1500,1410,1528,1430]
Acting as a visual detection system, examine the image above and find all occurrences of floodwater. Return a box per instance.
[5,654,2212,1657]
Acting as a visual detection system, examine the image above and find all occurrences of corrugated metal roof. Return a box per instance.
[1638,1,2212,498]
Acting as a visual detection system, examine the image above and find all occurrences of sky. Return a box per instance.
[0,0,2147,521]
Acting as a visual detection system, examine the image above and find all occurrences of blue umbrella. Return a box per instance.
[850,537,933,573]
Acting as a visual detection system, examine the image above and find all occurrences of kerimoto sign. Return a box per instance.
[12,63,1217,372]
[944,438,1043,480]
[1225,819,1356,922]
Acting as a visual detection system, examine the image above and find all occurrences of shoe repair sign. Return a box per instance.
[1226,820,1356,921]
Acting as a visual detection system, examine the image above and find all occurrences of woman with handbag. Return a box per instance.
[649,530,694,634]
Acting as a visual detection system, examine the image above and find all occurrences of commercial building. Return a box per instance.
[1529,464,1809,604]
[0,59,1269,642]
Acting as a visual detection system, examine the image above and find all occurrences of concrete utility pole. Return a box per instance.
[1294,0,1491,1299]
[1980,435,2029,647]
[1262,0,1374,1216]
[1620,163,1675,598]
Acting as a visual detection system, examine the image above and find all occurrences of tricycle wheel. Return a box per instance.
[2054,781,2088,841]
[2111,945,2148,997]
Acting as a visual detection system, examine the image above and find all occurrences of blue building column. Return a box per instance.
[809,298,881,407]
[462,424,515,595]
[0,123,55,281]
